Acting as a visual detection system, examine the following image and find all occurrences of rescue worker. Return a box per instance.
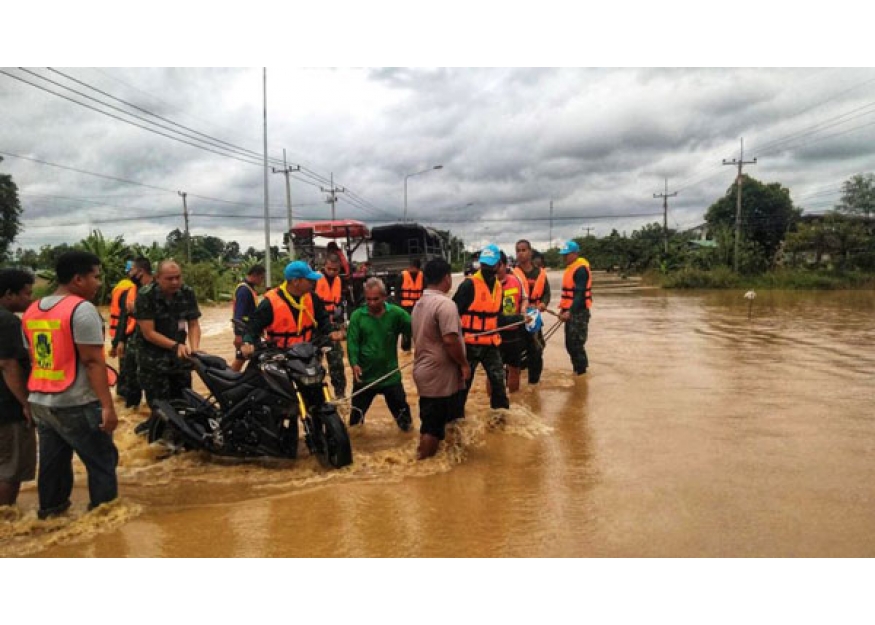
[452,244,524,415]
[230,264,265,371]
[512,239,550,384]
[495,251,527,393]
[241,260,344,357]
[346,278,412,430]
[23,250,119,519]
[133,260,202,435]
[107,260,137,400]
[314,254,348,398]
[112,257,153,408]
[397,258,423,350]
[557,240,592,375]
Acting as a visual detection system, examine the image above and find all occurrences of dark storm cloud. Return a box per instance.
[4,67,875,252]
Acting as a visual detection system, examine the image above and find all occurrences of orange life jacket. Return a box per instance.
[461,272,502,346]
[231,281,260,320]
[264,286,317,348]
[559,257,592,311]
[315,275,342,314]
[109,278,136,340]
[512,266,546,306]
[500,273,524,315]
[400,270,424,307]
[22,295,85,394]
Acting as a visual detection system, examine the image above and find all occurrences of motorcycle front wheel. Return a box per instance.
[313,409,353,469]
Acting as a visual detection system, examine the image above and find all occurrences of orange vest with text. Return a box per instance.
[264,287,317,348]
[559,257,592,311]
[512,266,546,306]
[109,278,137,340]
[22,295,85,394]
[400,270,424,307]
[461,272,502,347]
[315,276,342,314]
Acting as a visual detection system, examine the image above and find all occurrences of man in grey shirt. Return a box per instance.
[411,258,470,460]
[23,250,119,520]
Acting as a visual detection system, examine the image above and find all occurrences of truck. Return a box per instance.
[367,222,448,303]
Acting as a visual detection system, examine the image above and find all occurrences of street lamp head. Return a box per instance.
[433,165,443,170]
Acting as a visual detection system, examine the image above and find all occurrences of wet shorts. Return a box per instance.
[419,393,462,441]
[0,421,37,482]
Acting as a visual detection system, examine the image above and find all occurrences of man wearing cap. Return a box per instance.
[241,260,343,357]
[108,260,137,402]
[452,244,524,414]
[558,240,592,375]
[111,257,153,408]
[133,260,201,435]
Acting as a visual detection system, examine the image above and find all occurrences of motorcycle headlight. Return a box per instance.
[296,370,325,386]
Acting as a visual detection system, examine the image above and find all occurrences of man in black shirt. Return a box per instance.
[0,269,35,507]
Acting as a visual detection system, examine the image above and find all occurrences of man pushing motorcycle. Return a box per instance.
[241,260,345,360]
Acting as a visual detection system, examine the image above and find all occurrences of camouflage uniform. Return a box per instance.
[461,343,509,412]
[134,282,201,407]
[565,309,590,374]
[114,290,142,407]
[325,328,347,399]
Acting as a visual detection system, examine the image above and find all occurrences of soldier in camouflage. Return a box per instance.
[111,257,153,408]
[133,260,202,434]
[557,241,592,375]
[314,255,348,398]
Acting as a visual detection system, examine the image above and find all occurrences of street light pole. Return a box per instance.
[403,164,443,222]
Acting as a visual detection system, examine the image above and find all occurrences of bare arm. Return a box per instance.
[187,318,201,352]
[442,332,470,383]
[0,358,31,424]
[77,343,118,433]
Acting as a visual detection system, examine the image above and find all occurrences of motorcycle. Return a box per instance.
[148,331,353,469]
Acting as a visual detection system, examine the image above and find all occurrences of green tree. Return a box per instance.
[0,157,24,261]
[835,173,875,220]
[705,175,800,271]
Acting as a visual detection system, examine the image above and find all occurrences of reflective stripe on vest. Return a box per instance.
[512,266,546,305]
[264,287,316,348]
[559,258,592,311]
[22,295,85,393]
[109,279,136,340]
[315,276,342,313]
[400,270,424,307]
[461,272,502,346]
[231,281,260,321]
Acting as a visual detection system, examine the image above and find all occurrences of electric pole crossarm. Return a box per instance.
[653,178,677,254]
[722,138,757,272]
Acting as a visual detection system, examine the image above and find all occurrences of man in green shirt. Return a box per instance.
[346,278,412,431]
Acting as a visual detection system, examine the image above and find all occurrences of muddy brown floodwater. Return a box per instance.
[2,272,874,557]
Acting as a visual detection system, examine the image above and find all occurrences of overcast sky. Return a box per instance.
[3,40,874,257]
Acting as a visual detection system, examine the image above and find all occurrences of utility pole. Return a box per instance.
[321,172,346,221]
[653,178,677,254]
[271,148,301,258]
[582,226,594,237]
[723,138,757,272]
[262,67,271,286]
[178,191,191,263]
[549,199,554,249]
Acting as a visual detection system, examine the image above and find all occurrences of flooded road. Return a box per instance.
[3,274,874,557]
